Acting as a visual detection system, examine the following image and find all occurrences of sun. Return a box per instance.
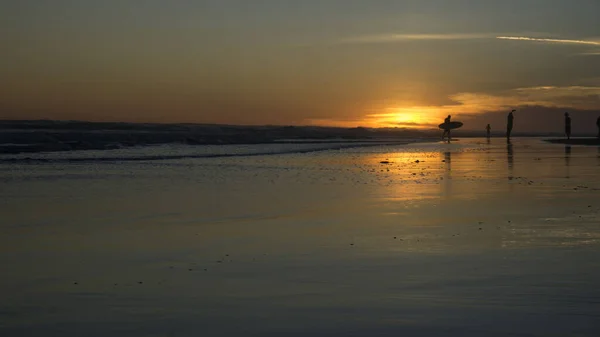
[367,107,443,128]
[306,105,451,129]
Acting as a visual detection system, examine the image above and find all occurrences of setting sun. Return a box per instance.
[365,107,445,129]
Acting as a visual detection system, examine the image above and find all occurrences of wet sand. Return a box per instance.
[1,138,599,336]
[545,138,600,145]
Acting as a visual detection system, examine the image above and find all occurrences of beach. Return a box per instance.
[1,137,600,336]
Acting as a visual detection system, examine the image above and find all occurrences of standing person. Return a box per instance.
[486,124,491,139]
[442,115,451,142]
[506,109,515,142]
[596,116,600,139]
[564,112,571,140]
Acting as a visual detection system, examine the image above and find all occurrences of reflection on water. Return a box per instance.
[444,151,452,165]
[1,138,600,337]
[443,151,452,198]
[565,145,571,178]
[507,143,514,176]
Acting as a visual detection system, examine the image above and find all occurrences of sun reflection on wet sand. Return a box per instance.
[1,138,599,336]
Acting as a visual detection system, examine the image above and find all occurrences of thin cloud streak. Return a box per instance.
[339,33,600,47]
[496,36,600,46]
[338,33,492,44]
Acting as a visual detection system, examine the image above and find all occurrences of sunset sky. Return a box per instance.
[2,1,600,132]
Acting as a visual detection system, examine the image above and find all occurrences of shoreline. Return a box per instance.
[0,121,433,155]
[0,139,440,163]
[1,119,588,155]
[544,138,600,145]
[0,137,436,155]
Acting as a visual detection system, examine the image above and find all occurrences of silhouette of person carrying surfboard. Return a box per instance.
[506,110,515,143]
[442,115,451,142]
[486,124,491,139]
[564,112,571,140]
[438,116,463,143]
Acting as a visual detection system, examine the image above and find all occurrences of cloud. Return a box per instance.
[448,86,600,112]
[496,36,600,46]
[304,86,600,129]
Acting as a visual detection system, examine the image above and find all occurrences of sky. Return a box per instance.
[2,0,600,132]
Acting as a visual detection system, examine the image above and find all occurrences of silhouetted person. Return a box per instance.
[564,112,571,140]
[486,124,491,139]
[442,115,451,142]
[506,110,515,142]
[596,116,600,139]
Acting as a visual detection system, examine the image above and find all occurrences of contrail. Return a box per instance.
[338,33,600,46]
[497,36,600,46]
[339,33,490,44]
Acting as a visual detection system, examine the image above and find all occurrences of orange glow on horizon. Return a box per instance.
[306,106,447,129]
[367,106,445,128]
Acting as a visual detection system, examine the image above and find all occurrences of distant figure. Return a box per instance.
[564,112,572,140]
[442,115,452,142]
[506,110,515,142]
[596,116,600,138]
[486,124,491,139]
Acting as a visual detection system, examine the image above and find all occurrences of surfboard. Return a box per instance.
[438,121,463,130]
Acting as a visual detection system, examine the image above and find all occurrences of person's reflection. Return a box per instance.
[565,145,571,178]
[507,143,514,175]
[443,151,452,197]
[507,143,515,191]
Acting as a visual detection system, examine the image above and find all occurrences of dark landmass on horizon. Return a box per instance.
[0,119,587,154]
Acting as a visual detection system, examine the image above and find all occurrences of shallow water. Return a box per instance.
[1,138,599,336]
